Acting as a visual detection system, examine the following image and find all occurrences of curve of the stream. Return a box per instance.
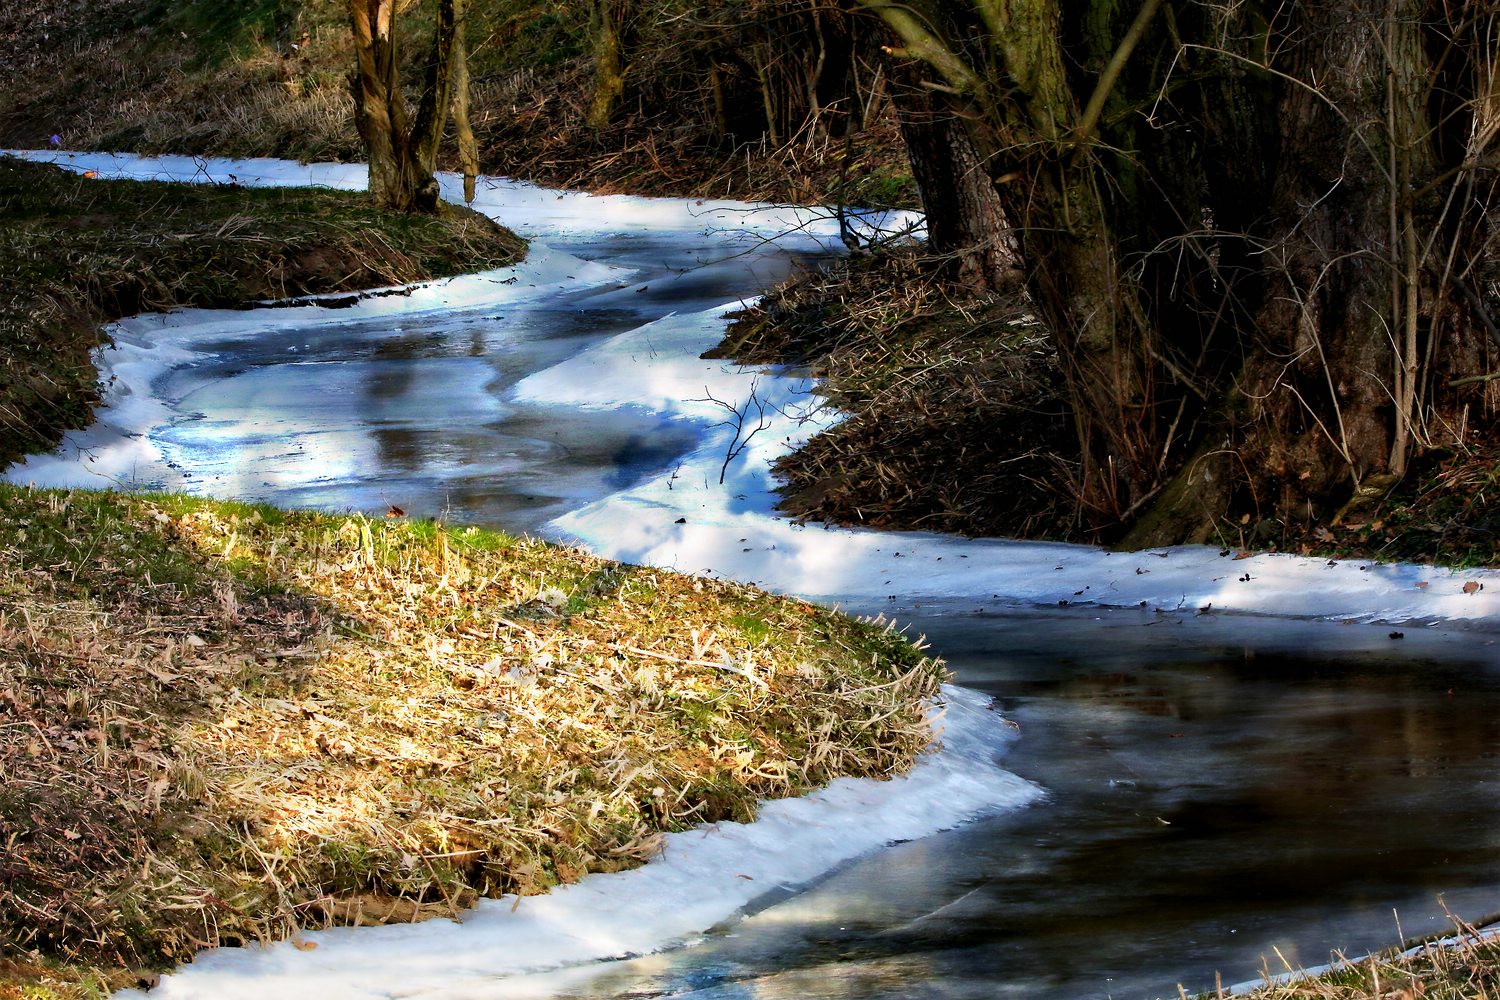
[6,151,1500,1000]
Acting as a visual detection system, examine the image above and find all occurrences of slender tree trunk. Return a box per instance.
[449,18,480,205]
[588,0,631,129]
[347,0,476,213]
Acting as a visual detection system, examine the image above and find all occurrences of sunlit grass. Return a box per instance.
[0,485,943,995]
[1225,916,1500,999]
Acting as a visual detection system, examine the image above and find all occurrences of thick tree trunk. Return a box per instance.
[348,0,416,211]
[867,0,1166,523]
[864,0,1500,542]
[1239,1,1438,520]
[886,62,1017,293]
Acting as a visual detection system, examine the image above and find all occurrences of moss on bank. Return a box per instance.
[0,156,524,468]
[0,487,941,997]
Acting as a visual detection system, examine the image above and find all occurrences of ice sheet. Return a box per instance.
[118,685,1038,1000]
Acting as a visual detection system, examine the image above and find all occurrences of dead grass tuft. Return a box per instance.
[1231,914,1500,999]
[715,246,1079,538]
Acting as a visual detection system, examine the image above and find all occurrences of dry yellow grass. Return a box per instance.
[1180,913,1500,999]
[0,485,942,998]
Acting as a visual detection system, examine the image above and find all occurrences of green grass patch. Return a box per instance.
[134,0,307,69]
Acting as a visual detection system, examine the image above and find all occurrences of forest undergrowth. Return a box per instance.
[718,246,1500,568]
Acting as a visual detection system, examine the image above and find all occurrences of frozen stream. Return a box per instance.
[7,151,1500,999]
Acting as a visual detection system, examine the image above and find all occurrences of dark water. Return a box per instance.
[531,609,1500,999]
[113,215,1500,998]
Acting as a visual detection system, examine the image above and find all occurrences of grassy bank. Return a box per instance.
[0,156,524,468]
[718,246,1500,566]
[0,487,941,997]
[714,246,1079,540]
[1228,918,1500,998]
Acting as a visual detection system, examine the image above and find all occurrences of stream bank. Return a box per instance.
[0,156,523,468]
[10,151,1500,1000]
[0,156,950,999]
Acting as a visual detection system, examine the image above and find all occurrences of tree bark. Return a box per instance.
[886,58,1017,293]
[862,0,1496,541]
[1238,0,1438,519]
[347,0,475,213]
[588,0,631,129]
[348,0,415,211]
[864,0,1166,523]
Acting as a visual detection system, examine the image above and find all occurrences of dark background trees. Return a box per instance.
[3,0,1497,547]
[859,0,1498,544]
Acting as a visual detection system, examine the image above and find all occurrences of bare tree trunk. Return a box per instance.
[1240,0,1438,518]
[588,0,631,129]
[449,18,480,205]
[347,0,476,213]
[864,0,1165,522]
[886,59,1017,293]
[348,0,415,211]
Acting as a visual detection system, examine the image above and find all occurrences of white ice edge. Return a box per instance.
[14,148,1492,623]
[120,684,1039,1000]
[531,299,1500,626]
[5,150,1498,997]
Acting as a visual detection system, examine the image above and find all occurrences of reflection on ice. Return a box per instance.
[10,150,1500,1000]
